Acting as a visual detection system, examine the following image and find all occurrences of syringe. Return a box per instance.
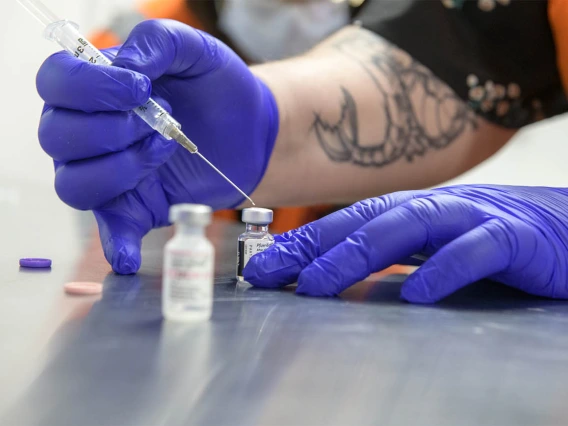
[16,0,255,206]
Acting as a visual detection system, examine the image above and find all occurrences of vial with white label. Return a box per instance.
[163,204,214,322]
[237,208,275,282]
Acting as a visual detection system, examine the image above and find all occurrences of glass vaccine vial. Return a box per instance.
[237,208,275,282]
[163,204,215,322]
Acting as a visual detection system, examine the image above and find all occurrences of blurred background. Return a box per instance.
[1,0,136,185]
[1,0,567,261]
[0,0,135,263]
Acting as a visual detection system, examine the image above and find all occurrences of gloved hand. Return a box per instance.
[36,19,279,274]
[243,185,568,303]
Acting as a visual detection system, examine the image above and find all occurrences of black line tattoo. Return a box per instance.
[313,31,478,167]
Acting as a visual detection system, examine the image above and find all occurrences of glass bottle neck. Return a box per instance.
[175,223,205,236]
[246,224,269,233]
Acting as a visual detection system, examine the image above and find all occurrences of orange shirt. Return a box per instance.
[90,0,205,49]
[549,0,568,95]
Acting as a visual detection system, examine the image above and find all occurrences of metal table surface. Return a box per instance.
[2,181,568,426]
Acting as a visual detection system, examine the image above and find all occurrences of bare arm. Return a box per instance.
[248,25,516,207]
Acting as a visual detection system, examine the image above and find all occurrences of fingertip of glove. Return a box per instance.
[399,279,438,304]
[296,267,340,298]
[242,251,296,288]
[112,251,141,275]
[106,238,141,275]
[242,255,266,286]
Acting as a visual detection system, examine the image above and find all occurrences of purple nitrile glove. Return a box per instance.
[36,19,279,274]
[243,185,568,304]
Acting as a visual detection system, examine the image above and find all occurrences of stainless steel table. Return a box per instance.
[1,181,568,426]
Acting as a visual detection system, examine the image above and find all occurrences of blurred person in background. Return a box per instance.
[36,0,568,303]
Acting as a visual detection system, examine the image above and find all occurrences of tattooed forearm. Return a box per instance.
[312,31,478,168]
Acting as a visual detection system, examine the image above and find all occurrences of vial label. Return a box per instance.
[237,238,274,277]
[164,250,213,311]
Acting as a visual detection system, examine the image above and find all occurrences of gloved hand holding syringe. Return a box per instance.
[17,0,255,206]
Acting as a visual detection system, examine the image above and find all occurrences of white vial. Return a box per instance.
[163,204,214,322]
[237,208,275,282]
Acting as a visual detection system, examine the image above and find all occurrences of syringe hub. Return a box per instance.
[168,127,199,154]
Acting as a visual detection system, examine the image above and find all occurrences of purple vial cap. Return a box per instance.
[19,258,52,268]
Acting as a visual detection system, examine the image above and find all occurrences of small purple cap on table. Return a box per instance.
[19,258,52,268]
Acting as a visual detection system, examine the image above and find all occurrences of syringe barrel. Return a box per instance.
[44,20,181,140]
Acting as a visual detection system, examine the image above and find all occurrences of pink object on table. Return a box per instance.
[64,282,103,296]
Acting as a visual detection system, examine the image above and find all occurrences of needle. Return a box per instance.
[196,153,256,206]
[170,127,256,206]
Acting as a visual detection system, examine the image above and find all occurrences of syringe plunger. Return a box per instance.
[16,0,60,27]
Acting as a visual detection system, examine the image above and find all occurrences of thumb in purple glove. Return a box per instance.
[95,210,142,275]
[93,174,171,274]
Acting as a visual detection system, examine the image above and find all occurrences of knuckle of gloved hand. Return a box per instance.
[495,217,540,268]
[131,19,169,37]
[36,59,81,106]
[406,194,462,220]
[194,28,223,64]
[54,167,97,211]
[287,226,321,258]
[38,109,59,158]
[351,193,396,217]
[59,57,91,83]
[114,20,176,74]
[36,52,68,102]
[275,228,298,243]
[123,20,173,53]
[38,50,67,73]
[120,71,152,107]
[101,46,120,61]
[487,218,518,259]
[348,195,392,221]
[86,66,151,111]
[353,197,383,217]
[345,230,374,259]
[343,235,376,277]
[403,196,438,219]
[37,109,83,161]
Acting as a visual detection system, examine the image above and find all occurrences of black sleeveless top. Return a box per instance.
[187,0,567,129]
[357,0,567,128]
